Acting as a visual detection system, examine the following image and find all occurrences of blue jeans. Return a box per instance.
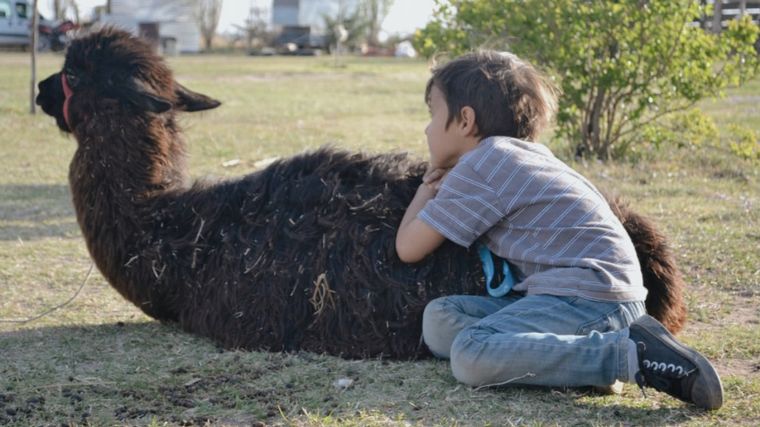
[422,293,646,388]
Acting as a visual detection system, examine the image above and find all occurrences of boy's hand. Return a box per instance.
[423,167,450,192]
[395,165,448,263]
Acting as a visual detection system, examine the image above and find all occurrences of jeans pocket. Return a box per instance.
[575,306,625,335]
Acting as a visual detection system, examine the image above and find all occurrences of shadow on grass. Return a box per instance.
[0,184,78,241]
[0,322,710,426]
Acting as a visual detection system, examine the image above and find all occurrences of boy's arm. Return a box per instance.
[395,170,448,263]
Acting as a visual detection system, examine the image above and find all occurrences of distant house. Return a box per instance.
[97,0,201,54]
[272,0,299,26]
[271,0,360,48]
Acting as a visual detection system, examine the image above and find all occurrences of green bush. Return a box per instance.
[414,0,759,160]
[727,124,760,161]
[641,109,718,151]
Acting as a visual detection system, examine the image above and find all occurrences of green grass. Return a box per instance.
[1,52,759,426]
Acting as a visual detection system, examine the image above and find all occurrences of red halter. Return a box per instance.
[61,73,74,129]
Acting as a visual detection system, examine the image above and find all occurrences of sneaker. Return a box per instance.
[629,314,723,410]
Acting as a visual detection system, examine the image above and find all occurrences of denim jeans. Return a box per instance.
[422,293,646,388]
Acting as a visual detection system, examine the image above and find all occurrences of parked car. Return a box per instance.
[0,0,76,51]
[0,0,31,48]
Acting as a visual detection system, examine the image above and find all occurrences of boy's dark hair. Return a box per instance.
[425,50,558,141]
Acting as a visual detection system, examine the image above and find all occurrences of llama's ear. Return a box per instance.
[174,83,221,112]
[119,78,173,113]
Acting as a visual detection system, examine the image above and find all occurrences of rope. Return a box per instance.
[0,263,94,324]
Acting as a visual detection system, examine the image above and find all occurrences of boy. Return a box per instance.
[395,51,723,410]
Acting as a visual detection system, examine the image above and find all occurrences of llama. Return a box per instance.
[36,28,686,359]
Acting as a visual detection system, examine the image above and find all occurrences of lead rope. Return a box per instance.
[61,72,74,129]
[0,263,94,324]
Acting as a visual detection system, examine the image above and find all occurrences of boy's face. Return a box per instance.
[425,86,469,169]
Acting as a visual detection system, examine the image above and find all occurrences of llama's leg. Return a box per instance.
[449,295,646,388]
[422,293,522,359]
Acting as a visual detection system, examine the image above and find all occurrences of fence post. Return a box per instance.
[30,0,39,114]
[712,0,723,33]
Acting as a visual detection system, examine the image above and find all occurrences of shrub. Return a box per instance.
[414,0,759,160]
[727,124,760,162]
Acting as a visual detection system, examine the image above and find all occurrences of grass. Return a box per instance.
[0,52,758,426]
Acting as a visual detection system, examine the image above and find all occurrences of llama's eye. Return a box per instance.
[66,72,80,88]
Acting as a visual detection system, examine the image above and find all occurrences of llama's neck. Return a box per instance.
[69,115,188,319]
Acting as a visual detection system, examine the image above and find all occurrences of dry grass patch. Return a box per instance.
[0,53,758,426]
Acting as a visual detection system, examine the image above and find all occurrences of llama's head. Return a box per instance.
[36,27,220,133]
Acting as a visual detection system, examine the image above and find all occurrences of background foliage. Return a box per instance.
[413,0,760,160]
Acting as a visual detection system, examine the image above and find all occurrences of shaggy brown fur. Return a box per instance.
[607,197,687,333]
[36,28,685,359]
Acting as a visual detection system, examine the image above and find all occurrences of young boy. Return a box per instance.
[395,51,723,410]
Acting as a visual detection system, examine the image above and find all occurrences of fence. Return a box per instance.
[702,0,760,32]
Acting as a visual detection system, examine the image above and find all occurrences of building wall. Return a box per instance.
[272,0,299,26]
[272,0,361,33]
[103,0,201,53]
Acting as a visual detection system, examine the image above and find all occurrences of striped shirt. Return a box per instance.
[418,136,646,302]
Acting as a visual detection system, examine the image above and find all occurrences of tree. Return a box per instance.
[234,4,271,53]
[363,0,393,48]
[322,1,369,54]
[414,0,759,160]
[197,0,223,51]
[52,0,62,19]
[51,0,80,23]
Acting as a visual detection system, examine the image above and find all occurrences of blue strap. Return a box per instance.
[477,244,516,297]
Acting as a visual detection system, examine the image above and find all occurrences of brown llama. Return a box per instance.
[36,28,685,359]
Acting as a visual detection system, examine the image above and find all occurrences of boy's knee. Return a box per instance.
[422,297,456,358]
[450,329,489,386]
[422,297,450,323]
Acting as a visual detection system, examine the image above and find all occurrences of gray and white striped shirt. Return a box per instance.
[418,136,646,302]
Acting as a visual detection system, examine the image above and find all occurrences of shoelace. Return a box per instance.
[634,342,696,398]
[642,360,689,377]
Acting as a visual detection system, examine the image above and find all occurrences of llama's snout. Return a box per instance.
[36,73,69,132]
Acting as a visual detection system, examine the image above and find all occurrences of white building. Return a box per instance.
[272,0,360,33]
[98,0,201,54]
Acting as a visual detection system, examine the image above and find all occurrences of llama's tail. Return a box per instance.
[607,196,687,334]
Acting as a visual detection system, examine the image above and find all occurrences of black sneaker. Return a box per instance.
[629,314,723,410]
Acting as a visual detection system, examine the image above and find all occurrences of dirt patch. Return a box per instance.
[111,360,293,425]
[714,358,760,377]
[0,394,47,425]
[687,292,759,332]
[724,95,760,106]
[733,301,760,324]
[686,294,759,377]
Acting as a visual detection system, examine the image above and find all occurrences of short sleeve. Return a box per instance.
[418,162,504,248]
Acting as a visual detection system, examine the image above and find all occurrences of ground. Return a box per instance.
[0,53,758,426]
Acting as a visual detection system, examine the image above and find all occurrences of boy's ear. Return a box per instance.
[458,106,478,137]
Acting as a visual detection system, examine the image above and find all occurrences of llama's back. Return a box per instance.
[150,147,684,359]
[165,148,483,359]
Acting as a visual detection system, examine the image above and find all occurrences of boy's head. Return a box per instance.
[425,51,557,142]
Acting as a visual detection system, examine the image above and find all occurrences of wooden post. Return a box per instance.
[712,0,723,33]
[333,0,347,68]
[30,0,39,114]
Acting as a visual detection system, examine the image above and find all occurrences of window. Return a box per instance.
[0,1,11,18]
[15,1,27,19]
